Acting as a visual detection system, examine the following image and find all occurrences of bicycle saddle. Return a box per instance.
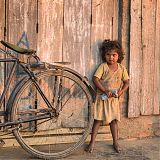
[0,40,36,54]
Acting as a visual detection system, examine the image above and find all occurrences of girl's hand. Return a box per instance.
[105,91,112,98]
[117,90,124,97]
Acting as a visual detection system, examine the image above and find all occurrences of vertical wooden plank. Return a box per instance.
[120,0,130,112]
[141,0,157,115]
[0,0,5,92]
[62,0,91,128]
[5,0,37,112]
[0,0,5,43]
[121,0,130,67]
[153,0,160,114]
[90,0,118,79]
[92,0,118,42]
[112,0,119,40]
[63,0,91,76]
[128,0,142,117]
[0,0,5,123]
[37,0,63,130]
[6,0,37,49]
[5,0,37,86]
[37,0,63,63]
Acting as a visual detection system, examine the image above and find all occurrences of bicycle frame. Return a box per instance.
[0,50,56,128]
[0,58,17,111]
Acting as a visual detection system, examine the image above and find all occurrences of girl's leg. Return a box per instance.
[109,119,120,153]
[85,119,101,152]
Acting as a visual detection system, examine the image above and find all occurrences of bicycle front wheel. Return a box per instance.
[10,69,93,159]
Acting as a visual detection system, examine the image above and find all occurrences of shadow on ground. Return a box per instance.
[0,137,159,160]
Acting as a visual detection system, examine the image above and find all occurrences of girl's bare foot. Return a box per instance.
[85,143,94,153]
[113,143,121,153]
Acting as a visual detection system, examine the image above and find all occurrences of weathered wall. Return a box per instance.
[129,0,160,117]
[0,0,159,142]
[119,0,160,139]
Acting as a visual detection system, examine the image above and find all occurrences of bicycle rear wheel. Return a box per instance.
[10,69,93,159]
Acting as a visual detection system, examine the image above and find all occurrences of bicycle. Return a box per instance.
[0,40,95,159]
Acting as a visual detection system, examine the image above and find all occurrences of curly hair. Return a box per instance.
[99,39,124,63]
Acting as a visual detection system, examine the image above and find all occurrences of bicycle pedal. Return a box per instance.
[6,125,21,132]
[5,127,14,132]
[0,139,5,147]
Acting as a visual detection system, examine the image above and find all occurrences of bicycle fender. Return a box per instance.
[61,66,96,100]
[47,64,96,100]
[45,63,96,99]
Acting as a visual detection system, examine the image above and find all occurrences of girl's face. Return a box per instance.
[105,50,119,65]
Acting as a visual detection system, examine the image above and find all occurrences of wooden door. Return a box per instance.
[128,0,160,117]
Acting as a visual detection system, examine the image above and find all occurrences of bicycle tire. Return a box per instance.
[10,69,93,159]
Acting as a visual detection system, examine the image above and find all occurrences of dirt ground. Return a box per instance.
[0,137,159,160]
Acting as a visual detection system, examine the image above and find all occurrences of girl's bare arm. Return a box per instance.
[93,76,112,97]
[118,79,129,97]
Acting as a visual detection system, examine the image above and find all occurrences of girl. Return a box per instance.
[85,39,129,153]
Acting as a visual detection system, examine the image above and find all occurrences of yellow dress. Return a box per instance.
[93,62,129,124]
